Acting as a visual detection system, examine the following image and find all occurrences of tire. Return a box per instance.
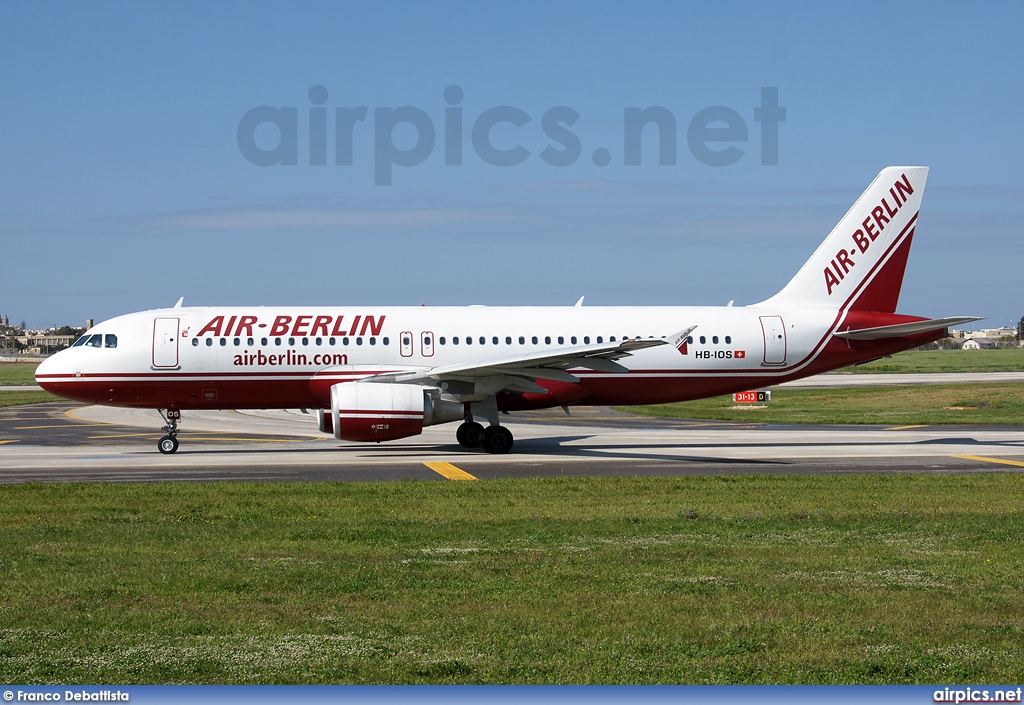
[158,435,179,454]
[481,426,513,454]
[456,421,485,448]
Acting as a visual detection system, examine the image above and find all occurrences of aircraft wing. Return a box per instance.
[367,326,696,394]
[833,316,982,341]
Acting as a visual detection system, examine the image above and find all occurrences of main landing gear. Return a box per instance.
[158,409,181,454]
[456,406,513,454]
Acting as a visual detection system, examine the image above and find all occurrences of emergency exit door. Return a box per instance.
[759,315,787,365]
[152,317,180,368]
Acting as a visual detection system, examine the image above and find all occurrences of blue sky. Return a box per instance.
[1,1,1022,331]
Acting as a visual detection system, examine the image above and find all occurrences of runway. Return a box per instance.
[1,401,1023,483]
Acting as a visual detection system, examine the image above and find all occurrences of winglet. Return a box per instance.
[574,296,585,307]
[173,297,184,309]
[670,325,698,352]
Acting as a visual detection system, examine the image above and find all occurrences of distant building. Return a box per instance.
[966,327,1016,340]
[16,334,76,353]
[962,338,997,350]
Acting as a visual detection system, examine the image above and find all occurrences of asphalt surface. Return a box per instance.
[1,401,1023,483]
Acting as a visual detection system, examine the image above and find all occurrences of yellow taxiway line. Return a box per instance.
[0,439,19,445]
[423,461,478,481]
[954,455,1024,468]
[885,424,929,431]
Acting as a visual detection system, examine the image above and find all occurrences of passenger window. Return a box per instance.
[699,336,706,344]
[492,336,498,345]
[596,336,603,343]
[610,336,616,342]
[206,338,213,347]
[104,334,117,348]
[439,337,446,345]
[725,335,732,344]
[423,337,430,346]
[192,338,199,347]
[343,338,350,346]
[687,336,693,344]
[479,336,485,345]
[506,336,512,345]
[356,337,363,346]
[558,336,564,345]
[275,337,282,346]
[85,334,102,348]
[383,337,389,345]
[262,338,268,346]
[220,338,227,346]
[328,337,335,345]
[248,337,255,346]
[519,336,525,345]
[544,336,551,344]
[314,337,321,345]
[466,337,472,345]
[288,337,295,345]
[369,337,376,345]
[234,337,241,346]
[571,336,577,344]
[453,337,459,345]
[531,336,538,344]
[712,336,719,344]
[302,337,308,346]
[584,336,590,344]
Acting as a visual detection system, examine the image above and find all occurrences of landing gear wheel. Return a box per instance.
[158,435,179,454]
[456,421,485,448]
[481,426,513,454]
[158,409,181,454]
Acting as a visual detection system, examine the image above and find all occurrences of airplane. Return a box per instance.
[35,166,979,455]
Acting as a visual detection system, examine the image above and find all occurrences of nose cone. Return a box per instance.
[35,349,71,395]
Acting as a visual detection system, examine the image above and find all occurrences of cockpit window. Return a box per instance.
[104,334,117,348]
[85,334,102,348]
[71,335,89,347]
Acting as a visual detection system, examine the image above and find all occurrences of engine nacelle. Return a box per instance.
[330,382,426,442]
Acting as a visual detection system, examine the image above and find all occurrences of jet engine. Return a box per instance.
[326,382,463,442]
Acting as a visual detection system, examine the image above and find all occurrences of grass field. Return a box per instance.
[0,363,54,406]
[0,363,39,385]
[622,382,1024,425]
[843,348,1024,374]
[0,390,59,407]
[0,476,1022,684]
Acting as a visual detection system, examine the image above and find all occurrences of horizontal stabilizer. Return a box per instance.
[833,316,983,341]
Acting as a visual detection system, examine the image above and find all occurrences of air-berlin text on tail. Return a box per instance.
[824,172,915,296]
[192,314,386,338]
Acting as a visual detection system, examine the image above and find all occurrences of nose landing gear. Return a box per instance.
[158,409,181,454]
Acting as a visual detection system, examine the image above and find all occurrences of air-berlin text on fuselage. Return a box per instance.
[824,173,914,296]
[193,314,386,338]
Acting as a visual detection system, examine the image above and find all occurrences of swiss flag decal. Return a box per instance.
[735,350,746,359]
